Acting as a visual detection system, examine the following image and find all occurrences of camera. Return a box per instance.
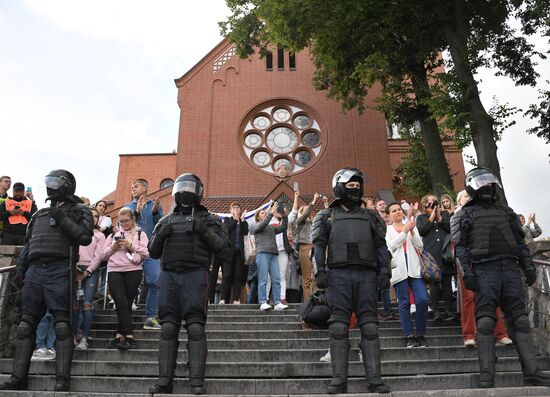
[430,200,439,209]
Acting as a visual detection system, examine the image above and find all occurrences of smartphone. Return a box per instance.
[26,187,32,193]
[114,236,124,241]
[293,181,299,192]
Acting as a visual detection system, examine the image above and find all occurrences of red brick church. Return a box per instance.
[102,39,465,215]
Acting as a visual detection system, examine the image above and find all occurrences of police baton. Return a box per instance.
[69,246,75,330]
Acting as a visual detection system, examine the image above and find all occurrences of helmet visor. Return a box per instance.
[332,169,363,187]
[172,180,202,197]
[44,176,65,190]
[467,173,502,190]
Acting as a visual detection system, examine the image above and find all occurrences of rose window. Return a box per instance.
[240,102,324,175]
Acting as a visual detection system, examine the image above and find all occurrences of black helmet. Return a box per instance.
[172,173,203,206]
[464,167,501,201]
[332,168,364,203]
[44,169,76,201]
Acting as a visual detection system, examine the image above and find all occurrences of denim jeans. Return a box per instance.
[380,287,393,317]
[394,277,429,337]
[35,311,55,349]
[247,279,258,304]
[256,253,281,305]
[143,257,160,318]
[73,265,99,337]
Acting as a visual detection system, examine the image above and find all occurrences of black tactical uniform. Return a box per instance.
[0,170,93,392]
[451,167,550,388]
[148,174,229,395]
[312,168,391,394]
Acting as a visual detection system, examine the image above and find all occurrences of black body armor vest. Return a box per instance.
[28,208,73,263]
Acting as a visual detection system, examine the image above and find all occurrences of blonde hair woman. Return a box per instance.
[102,207,149,350]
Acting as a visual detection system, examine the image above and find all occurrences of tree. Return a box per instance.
[221,0,455,196]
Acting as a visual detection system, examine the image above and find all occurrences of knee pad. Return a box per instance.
[161,322,180,340]
[329,321,348,340]
[477,316,496,336]
[54,321,71,341]
[513,315,530,333]
[360,323,379,341]
[186,323,205,341]
[16,317,36,340]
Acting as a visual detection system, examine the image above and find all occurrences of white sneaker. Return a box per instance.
[218,300,226,305]
[31,347,49,361]
[274,303,288,311]
[75,337,88,351]
[410,304,416,314]
[232,300,241,305]
[260,303,272,311]
[320,350,331,363]
[358,349,363,363]
[496,337,513,346]
[464,339,476,347]
[132,302,138,311]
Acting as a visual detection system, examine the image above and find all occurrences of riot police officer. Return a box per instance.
[0,169,93,392]
[148,173,229,395]
[451,167,550,388]
[312,168,391,394]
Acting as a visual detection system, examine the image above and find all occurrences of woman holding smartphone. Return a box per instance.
[102,207,149,349]
[73,208,106,350]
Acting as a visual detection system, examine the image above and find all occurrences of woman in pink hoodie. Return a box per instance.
[73,208,106,350]
[102,207,149,350]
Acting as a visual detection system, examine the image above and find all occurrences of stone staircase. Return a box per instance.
[0,303,549,396]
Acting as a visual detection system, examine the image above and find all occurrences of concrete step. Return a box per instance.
[3,387,550,397]
[4,357,547,378]
[86,335,466,349]
[71,345,520,363]
[0,372,547,394]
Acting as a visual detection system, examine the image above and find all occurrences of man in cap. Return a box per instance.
[0,182,37,245]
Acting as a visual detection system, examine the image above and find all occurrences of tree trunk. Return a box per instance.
[440,0,508,204]
[409,65,455,197]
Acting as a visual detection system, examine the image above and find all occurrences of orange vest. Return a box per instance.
[5,198,32,225]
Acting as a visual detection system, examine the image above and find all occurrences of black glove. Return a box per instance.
[378,272,391,289]
[49,207,65,222]
[524,268,537,286]
[315,269,329,289]
[11,271,25,288]
[193,217,209,236]
[156,223,172,240]
[463,274,478,291]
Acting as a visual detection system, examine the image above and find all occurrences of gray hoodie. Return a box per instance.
[250,213,288,255]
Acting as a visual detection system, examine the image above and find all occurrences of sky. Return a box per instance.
[0,1,549,236]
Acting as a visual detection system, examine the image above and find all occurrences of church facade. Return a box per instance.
[103,39,465,214]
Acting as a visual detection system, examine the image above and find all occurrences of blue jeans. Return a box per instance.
[394,277,429,337]
[73,266,99,337]
[143,257,160,318]
[247,279,258,304]
[381,287,393,317]
[256,253,281,305]
[97,267,108,301]
[35,311,55,349]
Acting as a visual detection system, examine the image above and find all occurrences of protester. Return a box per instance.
[95,200,113,236]
[417,194,453,321]
[30,311,56,361]
[221,203,249,304]
[518,213,542,243]
[102,207,149,350]
[126,179,164,330]
[250,203,288,311]
[0,176,10,240]
[375,199,394,321]
[0,182,37,245]
[271,206,292,304]
[289,191,320,300]
[73,208,106,350]
[440,193,455,215]
[385,202,429,348]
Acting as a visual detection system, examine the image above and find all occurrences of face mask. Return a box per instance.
[175,191,199,207]
[345,188,363,203]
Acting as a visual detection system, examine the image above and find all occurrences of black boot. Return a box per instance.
[187,333,207,394]
[359,326,390,394]
[149,338,179,394]
[476,332,496,388]
[514,330,550,386]
[0,321,35,390]
[53,327,74,391]
[328,322,349,394]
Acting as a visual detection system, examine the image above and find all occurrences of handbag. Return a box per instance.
[244,235,256,266]
[415,248,441,284]
[441,233,454,267]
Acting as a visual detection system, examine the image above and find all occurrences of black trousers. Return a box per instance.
[108,270,142,335]
[430,272,454,315]
[208,257,223,304]
[220,250,245,302]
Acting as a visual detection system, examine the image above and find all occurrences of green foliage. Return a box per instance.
[525,83,550,159]
[395,133,433,198]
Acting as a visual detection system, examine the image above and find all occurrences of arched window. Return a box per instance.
[160,178,174,190]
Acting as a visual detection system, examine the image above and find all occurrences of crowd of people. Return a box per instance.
[0,168,548,394]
